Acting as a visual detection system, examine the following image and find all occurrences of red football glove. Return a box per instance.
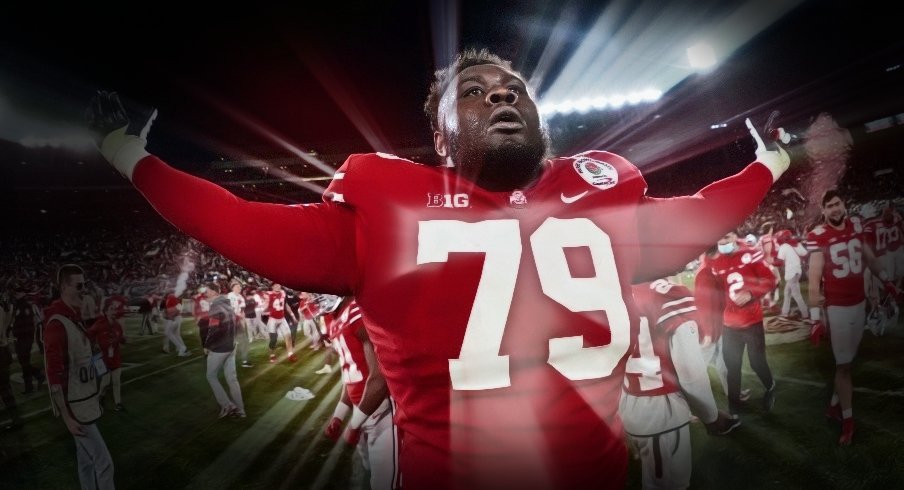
[883,281,901,299]
[324,417,343,441]
[810,321,826,346]
[344,427,362,446]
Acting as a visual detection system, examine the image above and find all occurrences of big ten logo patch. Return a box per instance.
[426,193,470,208]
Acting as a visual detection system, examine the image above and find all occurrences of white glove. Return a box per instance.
[746,117,790,182]
[86,91,157,180]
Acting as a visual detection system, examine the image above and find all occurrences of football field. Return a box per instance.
[2,314,903,489]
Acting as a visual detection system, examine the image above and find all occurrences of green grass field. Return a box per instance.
[2,312,903,489]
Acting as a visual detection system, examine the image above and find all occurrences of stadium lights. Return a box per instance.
[531,0,805,121]
[687,42,717,70]
[539,88,662,117]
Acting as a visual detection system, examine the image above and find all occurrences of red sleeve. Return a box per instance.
[635,163,773,282]
[43,320,67,386]
[693,264,724,342]
[132,156,357,295]
[745,260,778,298]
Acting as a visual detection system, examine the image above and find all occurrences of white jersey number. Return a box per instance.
[333,335,365,384]
[624,316,664,391]
[727,272,745,302]
[829,239,863,278]
[418,218,631,391]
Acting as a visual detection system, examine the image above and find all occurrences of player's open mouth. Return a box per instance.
[488,108,525,132]
[488,121,524,131]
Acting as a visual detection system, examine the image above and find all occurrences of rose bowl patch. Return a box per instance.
[573,156,618,190]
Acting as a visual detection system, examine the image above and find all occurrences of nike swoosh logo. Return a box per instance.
[561,191,589,204]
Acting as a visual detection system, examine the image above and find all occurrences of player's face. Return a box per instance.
[435,63,549,191]
[61,274,86,308]
[717,232,738,247]
[107,301,123,319]
[822,196,847,226]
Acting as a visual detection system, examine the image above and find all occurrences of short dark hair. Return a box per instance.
[424,48,521,133]
[57,264,84,287]
[822,189,843,207]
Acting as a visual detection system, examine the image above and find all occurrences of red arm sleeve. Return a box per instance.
[132,156,357,295]
[745,260,778,299]
[43,320,67,386]
[635,163,773,282]
[692,265,724,342]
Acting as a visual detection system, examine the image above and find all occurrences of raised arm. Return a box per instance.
[87,92,356,295]
[635,119,790,282]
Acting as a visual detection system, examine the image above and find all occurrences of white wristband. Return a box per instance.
[100,128,150,181]
[332,401,351,420]
[879,270,889,282]
[349,405,368,429]
[810,307,821,322]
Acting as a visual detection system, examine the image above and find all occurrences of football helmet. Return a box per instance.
[311,293,343,314]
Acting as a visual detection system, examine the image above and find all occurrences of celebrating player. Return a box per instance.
[87,48,790,489]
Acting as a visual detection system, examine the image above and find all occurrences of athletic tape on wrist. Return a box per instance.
[349,405,368,429]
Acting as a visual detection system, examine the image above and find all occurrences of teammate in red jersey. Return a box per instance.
[862,202,904,334]
[321,296,400,490]
[87,48,790,489]
[807,190,892,446]
[622,278,738,489]
[262,283,298,363]
[697,230,778,418]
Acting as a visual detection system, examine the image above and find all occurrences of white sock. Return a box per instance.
[842,409,853,419]
[830,394,839,406]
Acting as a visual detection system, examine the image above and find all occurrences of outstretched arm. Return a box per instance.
[88,92,356,295]
[635,119,789,282]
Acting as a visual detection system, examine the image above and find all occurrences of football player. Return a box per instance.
[807,190,894,445]
[696,230,778,418]
[321,295,400,490]
[162,292,189,356]
[774,229,809,320]
[863,201,903,335]
[622,278,739,489]
[87,48,790,489]
[262,283,298,363]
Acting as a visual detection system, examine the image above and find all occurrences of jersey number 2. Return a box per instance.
[418,218,631,391]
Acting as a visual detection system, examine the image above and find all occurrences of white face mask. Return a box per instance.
[718,242,737,255]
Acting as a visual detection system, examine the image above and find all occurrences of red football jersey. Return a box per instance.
[703,246,776,328]
[132,149,774,490]
[625,280,696,397]
[299,295,320,320]
[863,214,903,256]
[164,294,181,319]
[327,300,369,405]
[263,290,287,319]
[807,217,868,306]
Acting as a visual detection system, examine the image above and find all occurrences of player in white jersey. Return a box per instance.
[622,278,739,489]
